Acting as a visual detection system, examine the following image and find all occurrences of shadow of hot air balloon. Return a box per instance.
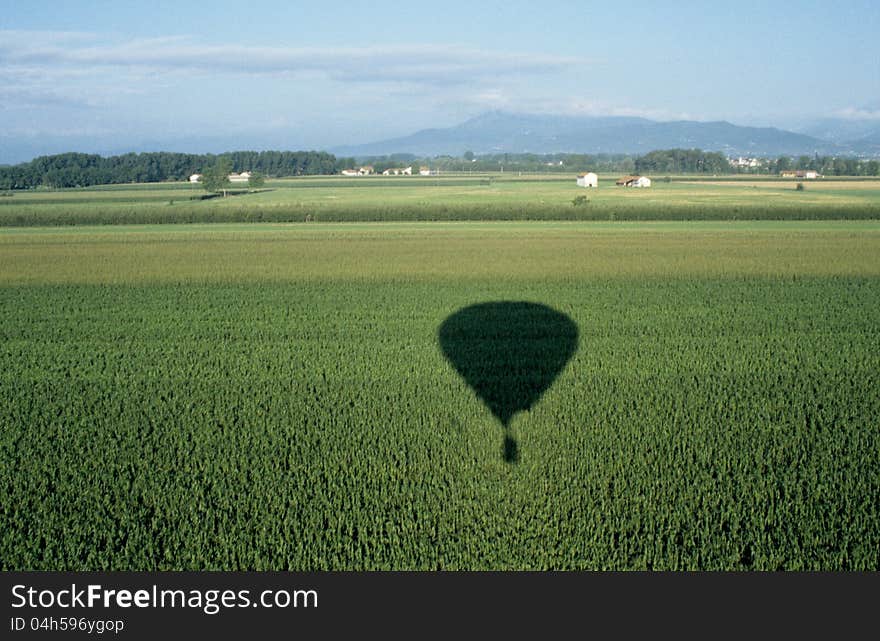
[438,302,579,463]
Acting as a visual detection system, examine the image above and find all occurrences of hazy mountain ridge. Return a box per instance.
[4,111,879,165]
[333,111,877,158]
[798,118,880,144]
[848,132,880,156]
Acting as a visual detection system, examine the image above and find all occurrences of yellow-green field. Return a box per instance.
[2,175,880,225]
[2,221,880,285]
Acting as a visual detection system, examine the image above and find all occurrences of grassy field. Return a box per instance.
[2,174,880,225]
[3,220,880,284]
[2,221,878,570]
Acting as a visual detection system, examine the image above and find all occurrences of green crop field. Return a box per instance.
[2,221,878,570]
[2,174,880,225]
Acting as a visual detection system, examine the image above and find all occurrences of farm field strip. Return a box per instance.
[677,180,880,190]
[2,222,880,285]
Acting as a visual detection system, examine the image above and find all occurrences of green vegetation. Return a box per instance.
[0,151,339,190]
[3,150,877,192]
[248,171,266,190]
[635,149,730,174]
[2,175,880,226]
[200,157,233,196]
[358,151,880,177]
[1,222,878,570]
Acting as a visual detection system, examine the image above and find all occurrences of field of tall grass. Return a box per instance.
[2,222,878,570]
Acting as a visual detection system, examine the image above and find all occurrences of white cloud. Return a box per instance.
[452,92,695,122]
[834,107,880,121]
[0,86,99,110]
[555,100,696,121]
[0,31,577,87]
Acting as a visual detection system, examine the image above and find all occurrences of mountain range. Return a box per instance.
[333,111,880,159]
[3,112,879,166]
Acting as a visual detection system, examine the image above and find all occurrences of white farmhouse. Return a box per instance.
[576,172,598,188]
[189,173,202,183]
[228,171,252,183]
[382,166,414,176]
[616,175,652,188]
[729,156,762,169]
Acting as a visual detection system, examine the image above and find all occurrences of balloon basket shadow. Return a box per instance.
[502,433,518,464]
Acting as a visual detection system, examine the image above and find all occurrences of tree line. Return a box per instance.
[634,149,730,174]
[0,150,339,190]
[358,152,639,174]
[768,155,879,177]
[362,149,880,176]
[2,148,878,190]
[635,150,879,176]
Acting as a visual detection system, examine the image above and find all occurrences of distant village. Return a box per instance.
[575,174,652,188]
[339,166,438,176]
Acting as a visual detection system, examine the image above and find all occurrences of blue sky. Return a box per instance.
[1,0,878,159]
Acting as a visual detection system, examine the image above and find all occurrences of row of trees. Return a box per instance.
[634,149,730,174]
[358,149,751,175]
[0,150,339,190]
[438,150,880,177]
[3,149,879,190]
[767,155,880,177]
[199,158,263,196]
[357,152,639,174]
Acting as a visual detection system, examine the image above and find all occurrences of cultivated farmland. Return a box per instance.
[2,174,880,225]
[1,221,878,570]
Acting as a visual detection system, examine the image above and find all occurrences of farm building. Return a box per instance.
[190,172,253,183]
[341,166,381,177]
[616,175,651,188]
[228,171,252,183]
[576,172,598,188]
[781,169,820,179]
[729,156,762,169]
[382,166,414,176]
